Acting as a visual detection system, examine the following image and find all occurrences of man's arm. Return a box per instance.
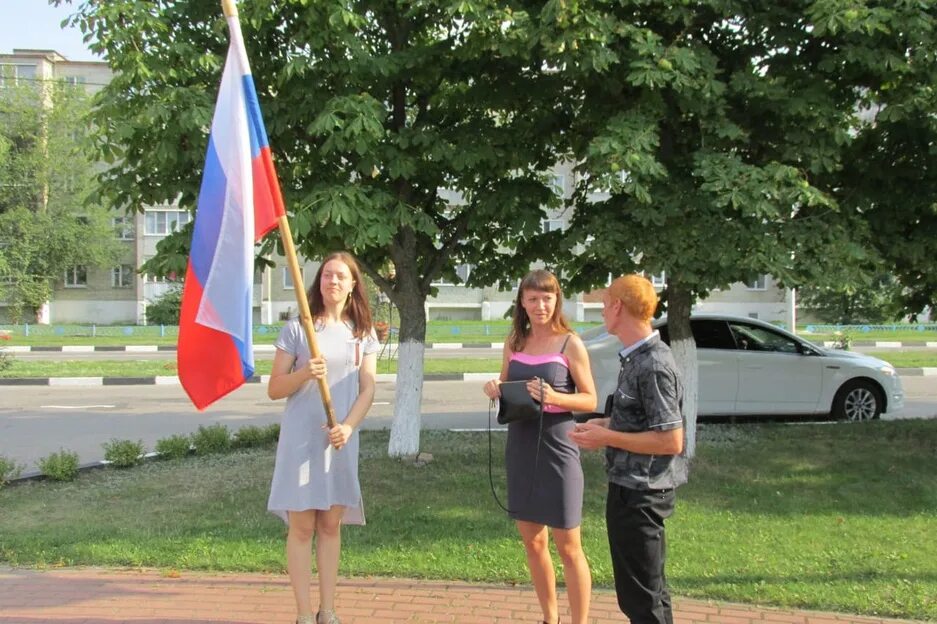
[569,422,683,454]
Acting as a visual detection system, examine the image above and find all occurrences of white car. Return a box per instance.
[582,314,904,421]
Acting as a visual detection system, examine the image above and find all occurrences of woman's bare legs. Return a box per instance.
[517,520,559,624]
[552,526,591,624]
[286,510,318,618]
[314,505,346,613]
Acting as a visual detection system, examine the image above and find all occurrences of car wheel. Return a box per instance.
[832,380,883,422]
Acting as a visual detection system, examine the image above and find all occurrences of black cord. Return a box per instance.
[487,378,544,514]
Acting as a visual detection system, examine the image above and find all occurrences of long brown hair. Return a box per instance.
[305,251,373,339]
[508,269,572,352]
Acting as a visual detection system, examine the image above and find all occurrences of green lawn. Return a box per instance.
[1,350,934,379]
[3,321,936,347]
[1,423,934,620]
[0,357,503,378]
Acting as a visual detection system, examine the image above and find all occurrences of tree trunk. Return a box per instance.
[666,281,698,458]
[386,253,427,458]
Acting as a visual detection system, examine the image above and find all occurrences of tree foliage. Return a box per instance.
[63,0,571,455]
[0,78,120,322]
[799,275,904,325]
[145,286,183,326]
[531,0,937,453]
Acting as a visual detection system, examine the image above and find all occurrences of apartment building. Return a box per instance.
[1,49,791,326]
[427,161,793,323]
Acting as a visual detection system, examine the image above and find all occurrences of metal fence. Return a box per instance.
[802,324,937,334]
[0,322,601,342]
[0,324,285,339]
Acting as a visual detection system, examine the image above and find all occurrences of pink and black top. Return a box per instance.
[506,335,576,414]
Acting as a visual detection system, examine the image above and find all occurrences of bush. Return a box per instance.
[155,434,191,459]
[102,439,145,468]
[233,425,264,448]
[37,449,80,481]
[191,424,231,455]
[0,455,25,487]
[145,286,182,325]
[262,423,281,444]
[232,423,281,448]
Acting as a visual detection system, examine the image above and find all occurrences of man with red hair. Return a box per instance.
[569,274,687,624]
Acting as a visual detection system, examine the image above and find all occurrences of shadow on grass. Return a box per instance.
[678,420,937,516]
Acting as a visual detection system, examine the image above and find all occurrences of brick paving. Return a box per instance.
[0,567,925,624]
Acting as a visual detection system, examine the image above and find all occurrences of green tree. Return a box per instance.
[540,1,937,453]
[0,77,120,322]
[145,286,183,326]
[799,275,904,325]
[64,0,566,456]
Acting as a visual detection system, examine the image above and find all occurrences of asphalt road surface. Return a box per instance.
[1,377,934,475]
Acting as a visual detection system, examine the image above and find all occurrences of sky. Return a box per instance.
[1,0,101,61]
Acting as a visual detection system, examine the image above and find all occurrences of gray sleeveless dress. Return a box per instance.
[504,337,583,529]
[267,319,379,525]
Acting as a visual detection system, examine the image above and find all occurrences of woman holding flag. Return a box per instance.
[267,251,379,624]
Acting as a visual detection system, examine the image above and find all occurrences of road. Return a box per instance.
[1,377,935,475]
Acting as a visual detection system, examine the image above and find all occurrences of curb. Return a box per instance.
[0,369,933,386]
[8,340,937,352]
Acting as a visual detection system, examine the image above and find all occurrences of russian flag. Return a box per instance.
[178,13,285,410]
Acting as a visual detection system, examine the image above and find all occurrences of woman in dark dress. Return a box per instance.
[483,270,597,624]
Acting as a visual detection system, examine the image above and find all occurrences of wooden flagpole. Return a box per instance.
[221,0,337,430]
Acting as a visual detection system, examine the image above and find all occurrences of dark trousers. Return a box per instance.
[606,483,676,624]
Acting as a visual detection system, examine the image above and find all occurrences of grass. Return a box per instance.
[802,329,937,343]
[0,321,529,346]
[873,350,937,368]
[5,321,937,347]
[0,357,503,378]
[1,423,935,620]
[1,350,934,379]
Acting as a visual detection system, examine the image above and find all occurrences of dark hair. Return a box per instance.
[305,251,373,339]
[508,269,572,352]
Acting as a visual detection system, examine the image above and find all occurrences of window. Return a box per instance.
[542,219,564,233]
[0,63,36,87]
[283,267,303,290]
[728,322,800,353]
[64,266,87,288]
[112,216,135,240]
[659,320,736,350]
[142,257,178,284]
[690,320,736,349]
[745,275,767,290]
[431,264,472,286]
[63,75,86,86]
[111,264,134,288]
[144,209,191,235]
[649,271,666,288]
[550,174,565,196]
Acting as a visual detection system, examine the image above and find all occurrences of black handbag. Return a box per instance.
[488,377,545,514]
[496,379,544,425]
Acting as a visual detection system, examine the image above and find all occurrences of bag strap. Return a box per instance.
[488,377,544,514]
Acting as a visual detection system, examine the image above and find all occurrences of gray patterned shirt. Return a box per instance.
[605,332,688,490]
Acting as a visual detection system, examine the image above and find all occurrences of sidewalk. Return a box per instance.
[0,567,924,624]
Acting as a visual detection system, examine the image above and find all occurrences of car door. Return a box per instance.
[690,319,739,415]
[729,321,823,414]
[659,320,738,415]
